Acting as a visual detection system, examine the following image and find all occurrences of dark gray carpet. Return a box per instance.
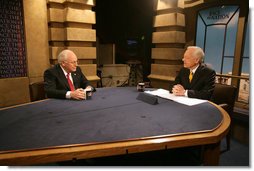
[219,138,249,166]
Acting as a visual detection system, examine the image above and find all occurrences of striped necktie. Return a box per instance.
[66,73,75,91]
[189,71,193,82]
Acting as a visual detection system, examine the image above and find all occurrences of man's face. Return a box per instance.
[182,48,199,69]
[62,52,78,73]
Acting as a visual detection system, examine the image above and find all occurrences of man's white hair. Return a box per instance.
[187,46,205,63]
[57,49,72,63]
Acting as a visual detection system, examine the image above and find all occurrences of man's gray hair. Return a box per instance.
[187,46,205,63]
[57,50,70,63]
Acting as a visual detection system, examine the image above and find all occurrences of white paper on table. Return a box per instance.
[144,89,207,106]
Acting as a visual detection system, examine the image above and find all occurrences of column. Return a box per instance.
[47,0,99,86]
[148,0,186,89]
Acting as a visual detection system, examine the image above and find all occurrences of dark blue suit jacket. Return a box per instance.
[44,64,94,99]
[173,64,216,100]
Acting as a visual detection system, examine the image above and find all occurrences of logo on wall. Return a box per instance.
[207,10,230,20]
[0,0,27,78]
[199,6,239,25]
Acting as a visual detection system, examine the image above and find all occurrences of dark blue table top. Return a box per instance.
[0,87,222,152]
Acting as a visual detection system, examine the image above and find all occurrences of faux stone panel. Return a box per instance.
[152,48,184,60]
[65,0,95,6]
[156,0,184,10]
[49,46,96,59]
[67,47,96,59]
[47,0,65,3]
[66,28,96,41]
[48,0,95,5]
[65,8,95,24]
[150,63,182,77]
[0,77,30,107]
[79,64,97,76]
[152,31,185,43]
[177,13,185,26]
[48,8,64,22]
[49,28,65,41]
[49,47,65,59]
[154,13,185,27]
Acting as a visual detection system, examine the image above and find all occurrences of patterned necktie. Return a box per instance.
[66,73,75,91]
[189,71,193,82]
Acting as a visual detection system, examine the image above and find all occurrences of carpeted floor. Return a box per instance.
[219,138,249,166]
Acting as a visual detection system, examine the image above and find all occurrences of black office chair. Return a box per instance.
[29,81,46,102]
[211,83,237,152]
[97,69,103,88]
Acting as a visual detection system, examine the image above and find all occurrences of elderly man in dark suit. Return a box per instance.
[172,46,216,100]
[44,49,95,100]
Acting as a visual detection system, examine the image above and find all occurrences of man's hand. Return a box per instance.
[70,88,85,100]
[172,84,186,96]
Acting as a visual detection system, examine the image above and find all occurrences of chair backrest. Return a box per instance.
[211,83,237,114]
[29,82,46,102]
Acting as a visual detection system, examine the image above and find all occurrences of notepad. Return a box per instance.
[144,89,207,106]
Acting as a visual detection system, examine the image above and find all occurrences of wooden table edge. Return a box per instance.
[0,102,230,165]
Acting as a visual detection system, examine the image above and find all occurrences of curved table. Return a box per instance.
[0,87,230,165]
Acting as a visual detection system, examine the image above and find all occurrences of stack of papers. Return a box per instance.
[144,89,207,106]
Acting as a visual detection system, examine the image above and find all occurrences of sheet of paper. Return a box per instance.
[145,89,207,106]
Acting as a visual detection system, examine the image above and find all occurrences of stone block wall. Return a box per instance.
[148,0,186,90]
[47,0,99,86]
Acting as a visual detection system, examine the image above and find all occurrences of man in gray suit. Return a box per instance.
[44,49,95,100]
[172,46,216,100]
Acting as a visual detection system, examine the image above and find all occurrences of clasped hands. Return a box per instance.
[70,86,93,100]
[172,84,185,96]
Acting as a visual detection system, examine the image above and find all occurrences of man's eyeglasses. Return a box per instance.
[64,60,78,65]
